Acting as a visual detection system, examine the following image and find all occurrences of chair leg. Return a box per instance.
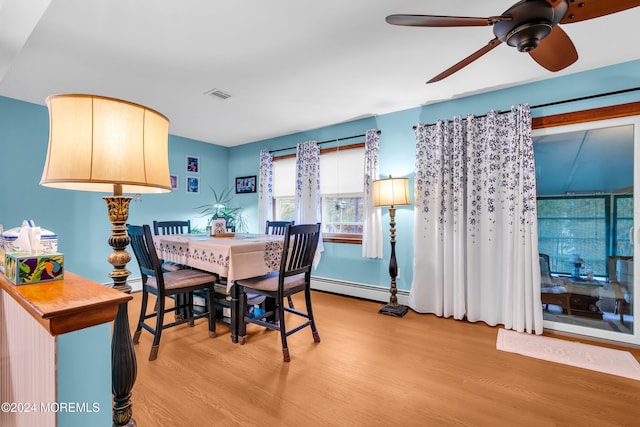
[618,300,626,325]
[287,295,295,309]
[174,295,184,321]
[305,289,320,343]
[277,299,290,362]
[133,289,149,344]
[238,287,248,345]
[185,292,195,327]
[207,288,217,338]
[150,294,166,361]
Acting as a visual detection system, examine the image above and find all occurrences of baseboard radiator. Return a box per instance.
[311,276,410,305]
[127,275,409,305]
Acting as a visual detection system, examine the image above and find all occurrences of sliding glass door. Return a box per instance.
[533,115,639,345]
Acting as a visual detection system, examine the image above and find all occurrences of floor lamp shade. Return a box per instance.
[372,176,410,207]
[40,94,171,194]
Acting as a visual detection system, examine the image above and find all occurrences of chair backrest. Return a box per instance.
[279,223,321,283]
[153,220,191,235]
[539,253,555,287]
[608,255,633,284]
[265,220,294,235]
[128,224,164,284]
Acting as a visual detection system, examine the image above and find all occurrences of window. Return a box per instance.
[537,195,634,278]
[321,194,363,234]
[272,156,296,222]
[272,143,365,243]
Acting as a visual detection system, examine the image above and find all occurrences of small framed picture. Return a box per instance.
[186,155,199,174]
[170,174,179,190]
[236,175,256,194]
[186,176,200,194]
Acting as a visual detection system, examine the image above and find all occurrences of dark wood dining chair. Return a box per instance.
[539,253,571,315]
[236,223,321,362]
[266,220,295,308]
[151,219,193,318]
[152,219,192,272]
[265,220,294,235]
[606,255,633,324]
[128,224,217,361]
[153,219,191,235]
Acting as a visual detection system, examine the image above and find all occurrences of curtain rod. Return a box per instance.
[414,86,640,129]
[268,130,381,154]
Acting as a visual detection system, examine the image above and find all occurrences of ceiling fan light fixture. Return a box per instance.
[505,21,553,51]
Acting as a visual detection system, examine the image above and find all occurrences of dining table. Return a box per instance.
[153,232,284,342]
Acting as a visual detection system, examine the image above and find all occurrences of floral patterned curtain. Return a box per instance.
[409,104,542,334]
[362,129,383,258]
[258,149,273,229]
[295,141,323,265]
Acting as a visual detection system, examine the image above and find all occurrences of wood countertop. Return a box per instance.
[0,271,131,335]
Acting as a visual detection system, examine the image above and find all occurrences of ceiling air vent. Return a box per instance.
[204,88,231,100]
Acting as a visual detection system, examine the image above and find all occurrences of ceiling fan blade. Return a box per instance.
[427,38,502,83]
[386,14,510,27]
[557,0,640,24]
[529,25,577,72]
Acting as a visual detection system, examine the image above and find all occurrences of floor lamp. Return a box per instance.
[40,94,171,426]
[372,175,411,317]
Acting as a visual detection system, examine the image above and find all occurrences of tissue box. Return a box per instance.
[0,225,58,272]
[1,226,58,253]
[4,252,64,285]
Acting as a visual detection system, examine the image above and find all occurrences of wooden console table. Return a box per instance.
[0,271,131,427]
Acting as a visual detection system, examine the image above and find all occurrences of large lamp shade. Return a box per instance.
[372,176,410,207]
[40,94,171,194]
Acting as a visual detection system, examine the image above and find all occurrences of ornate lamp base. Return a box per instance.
[379,205,409,318]
[104,191,137,427]
[379,303,409,317]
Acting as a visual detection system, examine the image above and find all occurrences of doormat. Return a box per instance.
[496,328,640,380]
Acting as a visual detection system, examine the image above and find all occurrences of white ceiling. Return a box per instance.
[1,0,639,147]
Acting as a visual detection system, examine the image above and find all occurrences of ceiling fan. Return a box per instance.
[386,0,640,83]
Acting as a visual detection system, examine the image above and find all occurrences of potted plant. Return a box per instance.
[195,186,246,232]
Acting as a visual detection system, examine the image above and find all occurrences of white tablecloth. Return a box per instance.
[153,233,284,289]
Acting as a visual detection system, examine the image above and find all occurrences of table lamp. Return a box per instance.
[40,94,171,426]
[372,175,411,317]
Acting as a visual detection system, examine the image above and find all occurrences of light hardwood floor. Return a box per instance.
[128,290,640,426]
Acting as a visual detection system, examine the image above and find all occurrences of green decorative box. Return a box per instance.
[4,252,64,285]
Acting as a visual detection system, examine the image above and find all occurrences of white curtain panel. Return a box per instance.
[409,105,542,334]
[295,141,324,265]
[362,129,383,258]
[258,149,274,229]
